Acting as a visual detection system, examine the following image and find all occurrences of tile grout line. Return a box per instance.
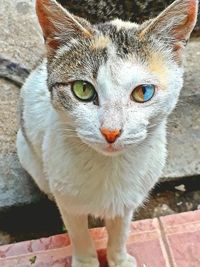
[158,217,175,267]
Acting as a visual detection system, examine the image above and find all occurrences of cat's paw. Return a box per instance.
[72,257,99,267]
[108,254,137,267]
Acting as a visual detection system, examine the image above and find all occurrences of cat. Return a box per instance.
[16,0,198,266]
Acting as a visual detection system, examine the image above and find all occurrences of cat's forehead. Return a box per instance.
[48,19,169,87]
[53,19,146,63]
[95,20,146,57]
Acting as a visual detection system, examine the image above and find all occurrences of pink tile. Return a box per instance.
[160,210,200,267]
[0,218,171,267]
[0,234,70,257]
[160,210,200,227]
[0,247,72,267]
[127,218,171,267]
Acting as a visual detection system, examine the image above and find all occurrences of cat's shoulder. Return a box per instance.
[21,58,48,96]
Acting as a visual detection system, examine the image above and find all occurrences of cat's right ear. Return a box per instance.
[36,0,93,53]
[139,0,198,61]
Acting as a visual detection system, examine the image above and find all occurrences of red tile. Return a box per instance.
[127,219,171,267]
[0,234,70,258]
[0,247,72,267]
[160,210,200,267]
[0,218,171,267]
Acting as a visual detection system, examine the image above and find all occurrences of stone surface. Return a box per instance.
[163,39,200,179]
[1,211,200,267]
[0,78,43,209]
[182,39,200,97]
[0,0,43,70]
[0,153,43,209]
[0,79,19,155]
[164,94,200,178]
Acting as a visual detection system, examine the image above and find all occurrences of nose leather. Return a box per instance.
[100,128,121,143]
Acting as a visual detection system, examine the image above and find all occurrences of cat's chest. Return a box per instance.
[43,131,166,217]
[46,144,131,195]
[46,148,146,216]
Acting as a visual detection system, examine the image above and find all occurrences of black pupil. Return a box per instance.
[142,86,147,95]
[83,83,87,92]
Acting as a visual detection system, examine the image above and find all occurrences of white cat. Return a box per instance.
[16,0,198,266]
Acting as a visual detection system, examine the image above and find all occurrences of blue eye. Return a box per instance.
[131,84,155,103]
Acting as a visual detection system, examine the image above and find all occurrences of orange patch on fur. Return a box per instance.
[148,53,169,88]
[91,36,110,50]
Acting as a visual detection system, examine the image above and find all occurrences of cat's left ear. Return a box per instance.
[36,0,93,53]
[140,0,198,59]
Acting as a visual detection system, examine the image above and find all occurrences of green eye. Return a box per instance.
[72,80,97,102]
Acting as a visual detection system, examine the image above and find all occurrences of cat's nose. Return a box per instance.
[100,128,122,144]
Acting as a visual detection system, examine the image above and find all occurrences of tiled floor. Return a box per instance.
[0,211,200,267]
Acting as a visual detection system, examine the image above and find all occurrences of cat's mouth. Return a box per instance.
[80,133,147,156]
[80,136,125,156]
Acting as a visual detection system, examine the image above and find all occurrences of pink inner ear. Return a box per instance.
[188,0,198,15]
[36,0,61,50]
[173,0,198,40]
[187,0,198,27]
[36,0,52,37]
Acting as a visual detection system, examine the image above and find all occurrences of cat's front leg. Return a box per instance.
[55,197,99,267]
[106,209,137,267]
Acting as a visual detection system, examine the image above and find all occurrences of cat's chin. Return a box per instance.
[99,145,125,157]
[95,148,125,157]
[84,141,127,157]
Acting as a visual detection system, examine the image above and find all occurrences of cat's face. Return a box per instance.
[48,25,183,155]
[36,0,198,156]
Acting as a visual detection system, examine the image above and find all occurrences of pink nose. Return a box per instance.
[100,128,121,144]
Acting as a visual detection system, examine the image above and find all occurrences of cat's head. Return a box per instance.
[36,0,198,156]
